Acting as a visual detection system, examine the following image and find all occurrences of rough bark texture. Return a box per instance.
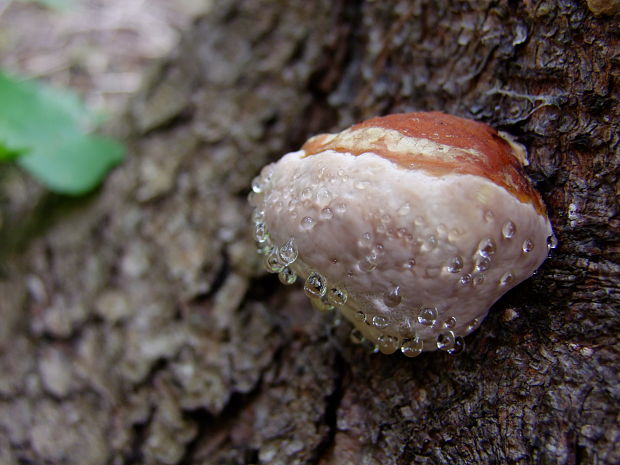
[0,1,618,464]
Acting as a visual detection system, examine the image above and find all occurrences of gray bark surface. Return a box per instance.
[0,1,618,464]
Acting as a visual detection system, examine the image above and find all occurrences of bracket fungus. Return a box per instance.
[249,112,554,356]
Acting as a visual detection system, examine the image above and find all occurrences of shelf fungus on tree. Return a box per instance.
[249,112,555,356]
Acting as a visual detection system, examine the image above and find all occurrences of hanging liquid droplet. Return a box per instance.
[401,337,423,357]
[300,216,315,230]
[459,274,472,286]
[447,336,465,355]
[327,287,348,306]
[304,272,327,298]
[263,248,283,273]
[547,234,558,251]
[443,317,456,329]
[358,254,378,272]
[474,255,491,272]
[446,256,464,273]
[251,176,264,193]
[278,238,298,265]
[355,311,367,322]
[502,221,516,239]
[417,307,438,326]
[477,238,496,258]
[252,208,265,223]
[278,267,297,285]
[372,315,389,329]
[383,286,402,307]
[436,331,456,350]
[254,222,269,243]
[377,335,399,354]
[256,240,273,255]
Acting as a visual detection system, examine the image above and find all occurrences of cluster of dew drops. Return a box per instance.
[249,168,558,358]
[453,212,557,291]
[251,183,351,320]
[250,171,463,358]
[249,168,312,288]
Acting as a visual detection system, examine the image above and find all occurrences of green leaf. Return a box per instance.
[0,141,26,161]
[0,71,125,195]
[17,135,125,195]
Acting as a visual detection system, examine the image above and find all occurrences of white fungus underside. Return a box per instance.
[259,149,552,350]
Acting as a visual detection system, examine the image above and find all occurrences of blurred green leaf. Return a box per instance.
[0,71,125,195]
[17,135,125,195]
[0,141,26,161]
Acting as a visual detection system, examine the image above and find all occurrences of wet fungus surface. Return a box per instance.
[249,112,554,356]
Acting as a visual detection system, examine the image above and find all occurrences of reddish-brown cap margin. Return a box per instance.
[301,112,547,216]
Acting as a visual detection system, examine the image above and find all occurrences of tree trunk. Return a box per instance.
[1,1,618,464]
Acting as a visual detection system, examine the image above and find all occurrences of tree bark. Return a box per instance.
[0,1,618,464]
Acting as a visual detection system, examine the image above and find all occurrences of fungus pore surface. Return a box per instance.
[249,112,554,356]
